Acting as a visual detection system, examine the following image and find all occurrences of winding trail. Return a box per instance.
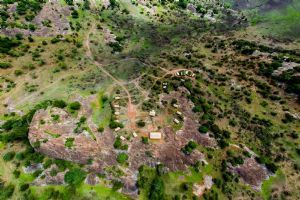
[85,24,136,129]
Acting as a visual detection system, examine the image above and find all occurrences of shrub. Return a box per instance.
[108,42,123,52]
[97,127,104,132]
[218,139,229,149]
[282,113,295,123]
[136,120,146,127]
[109,121,123,129]
[51,37,60,44]
[32,141,41,148]
[0,62,12,69]
[20,183,29,191]
[116,153,128,164]
[149,177,165,200]
[14,70,23,76]
[13,170,20,178]
[0,184,15,199]
[112,180,123,191]
[65,138,74,149]
[68,102,81,110]
[141,137,149,144]
[178,0,188,9]
[0,36,21,54]
[65,0,74,5]
[113,137,122,149]
[64,168,86,186]
[265,162,278,173]
[182,141,197,155]
[52,100,67,108]
[3,151,15,162]
[71,10,79,18]
[198,125,208,133]
[229,156,244,166]
[51,114,59,121]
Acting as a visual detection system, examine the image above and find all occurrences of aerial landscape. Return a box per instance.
[0,0,299,199]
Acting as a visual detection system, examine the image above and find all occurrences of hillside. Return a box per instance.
[0,0,299,199]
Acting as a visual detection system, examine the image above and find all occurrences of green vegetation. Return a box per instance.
[3,151,15,162]
[65,138,75,149]
[116,153,128,164]
[181,141,197,155]
[64,168,87,186]
[0,0,299,199]
[249,0,300,39]
[113,137,128,150]
[68,102,81,111]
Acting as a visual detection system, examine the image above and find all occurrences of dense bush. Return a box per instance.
[116,153,128,164]
[109,121,123,129]
[149,177,165,200]
[136,120,146,127]
[142,137,149,144]
[3,151,15,161]
[113,137,128,150]
[0,184,15,199]
[16,0,45,15]
[68,101,81,110]
[0,100,63,143]
[0,62,12,69]
[182,141,197,155]
[0,36,21,54]
[64,0,73,5]
[178,0,188,9]
[20,183,29,191]
[108,42,123,53]
[52,100,67,108]
[112,180,123,191]
[198,125,209,133]
[64,168,86,186]
[71,10,79,19]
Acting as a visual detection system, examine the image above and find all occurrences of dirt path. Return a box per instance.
[85,24,136,130]
[150,68,195,88]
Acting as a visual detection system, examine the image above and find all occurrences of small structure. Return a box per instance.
[149,132,162,140]
[120,136,125,141]
[114,104,120,108]
[173,104,179,108]
[149,110,156,117]
[173,118,180,124]
[115,120,120,123]
[115,111,120,116]
[115,127,121,132]
[176,111,182,115]
[133,132,138,137]
[115,96,120,100]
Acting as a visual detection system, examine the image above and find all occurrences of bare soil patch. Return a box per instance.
[230,157,269,189]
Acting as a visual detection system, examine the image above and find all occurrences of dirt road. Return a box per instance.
[85,24,136,129]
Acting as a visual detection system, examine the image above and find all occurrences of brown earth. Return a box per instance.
[231,157,269,189]
[28,107,117,171]
[161,87,217,147]
[1,1,71,37]
[28,88,216,194]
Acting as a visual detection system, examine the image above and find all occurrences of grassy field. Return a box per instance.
[247,0,300,39]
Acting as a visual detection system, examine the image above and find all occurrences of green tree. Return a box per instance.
[149,177,165,200]
[64,168,86,186]
[68,102,81,110]
[117,153,128,164]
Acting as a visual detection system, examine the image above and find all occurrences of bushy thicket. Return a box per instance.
[0,99,68,143]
